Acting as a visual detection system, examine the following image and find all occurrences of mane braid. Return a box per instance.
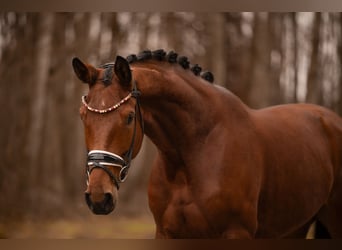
[178,56,190,69]
[124,49,215,84]
[166,51,178,63]
[152,49,166,60]
[201,71,214,83]
[191,64,202,76]
[127,54,137,64]
[137,50,152,61]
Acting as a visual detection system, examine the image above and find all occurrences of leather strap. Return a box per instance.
[85,80,144,189]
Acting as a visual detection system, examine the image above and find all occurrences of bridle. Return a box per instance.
[81,80,144,190]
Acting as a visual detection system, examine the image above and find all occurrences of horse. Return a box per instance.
[72,49,342,238]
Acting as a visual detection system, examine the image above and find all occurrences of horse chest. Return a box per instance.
[149,161,227,238]
[159,187,213,238]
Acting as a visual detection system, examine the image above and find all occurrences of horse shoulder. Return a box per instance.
[147,154,217,238]
[193,113,263,237]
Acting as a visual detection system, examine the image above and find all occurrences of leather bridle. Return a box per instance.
[82,81,144,190]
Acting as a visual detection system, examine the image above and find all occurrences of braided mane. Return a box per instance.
[100,49,214,84]
[127,49,214,84]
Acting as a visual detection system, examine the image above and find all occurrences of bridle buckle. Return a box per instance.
[119,165,130,182]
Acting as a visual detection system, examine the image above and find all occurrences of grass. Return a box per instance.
[1,214,155,239]
[0,213,316,239]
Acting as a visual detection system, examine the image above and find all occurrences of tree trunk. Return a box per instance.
[338,13,342,115]
[291,12,299,103]
[306,13,323,105]
[206,13,226,87]
[248,13,283,108]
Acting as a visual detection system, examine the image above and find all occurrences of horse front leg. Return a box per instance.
[155,230,166,239]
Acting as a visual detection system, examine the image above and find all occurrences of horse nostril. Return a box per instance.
[85,192,92,208]
[103,192,114,210]
[104,193,112,203]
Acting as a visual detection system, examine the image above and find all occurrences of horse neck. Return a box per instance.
[132,62,249,163]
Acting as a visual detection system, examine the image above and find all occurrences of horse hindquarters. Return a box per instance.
[314,220,331,238]
[315,111,342,238]
[316,178,342,238]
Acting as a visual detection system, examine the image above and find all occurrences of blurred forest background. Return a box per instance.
[1,12,342,238]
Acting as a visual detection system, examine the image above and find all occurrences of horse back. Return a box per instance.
[254,103,342,175]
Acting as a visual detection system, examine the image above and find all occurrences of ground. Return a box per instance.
[0,214,316,238]
[0,214,155,239]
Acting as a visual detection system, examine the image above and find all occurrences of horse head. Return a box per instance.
[72,56,144,214]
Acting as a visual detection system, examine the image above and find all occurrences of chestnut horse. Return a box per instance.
[72,49,342,238]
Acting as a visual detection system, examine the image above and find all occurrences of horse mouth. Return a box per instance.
[85,192,115,215]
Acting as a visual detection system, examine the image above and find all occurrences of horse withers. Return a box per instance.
[72,49,342,238]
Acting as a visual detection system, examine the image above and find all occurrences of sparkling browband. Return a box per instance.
[81,93,132,114]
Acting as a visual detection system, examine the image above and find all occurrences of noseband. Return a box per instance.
[82,81,144,190]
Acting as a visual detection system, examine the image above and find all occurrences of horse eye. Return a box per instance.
[127,112,135,125]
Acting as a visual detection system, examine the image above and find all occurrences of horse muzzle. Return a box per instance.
[85,192,116,215]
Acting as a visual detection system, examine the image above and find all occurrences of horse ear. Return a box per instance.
[72,57,98,84]
[114,56,132,86]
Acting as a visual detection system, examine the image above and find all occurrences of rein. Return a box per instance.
[82,81,144,189]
